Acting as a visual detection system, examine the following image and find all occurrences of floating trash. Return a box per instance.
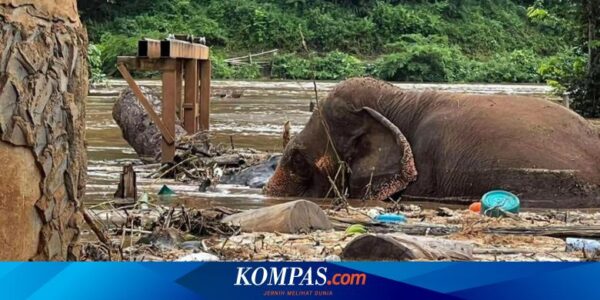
[374,213,407,224]
[345,224,368,235]
[481,190,520,217]
[469,202,482,213]
[158,185,176,196]
[566,238,600,258]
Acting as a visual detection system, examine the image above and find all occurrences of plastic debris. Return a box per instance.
[138,192,150,209]
[374,213,407,224]
[325,255,342,262]
[367,208,385,219]
[345,224,368,235]
[469,202,482,213]
[158,185,176,196]
[566,238,600,258]
[481,190,520,217]
[175,252,220,262]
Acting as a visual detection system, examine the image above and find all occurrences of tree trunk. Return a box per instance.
[584,0,600,116]
[0,0,87,261]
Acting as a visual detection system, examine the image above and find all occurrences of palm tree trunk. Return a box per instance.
[0,0,88,261]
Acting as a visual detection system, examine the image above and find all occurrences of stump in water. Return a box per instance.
[112,87,186,161]
[0,0,88,260]
[114,165,137,201]
[342,234,473,261]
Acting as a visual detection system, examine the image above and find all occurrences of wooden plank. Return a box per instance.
[175,61,183,120]
[117,56,177,71]
[138,39,161,58]
[162,68,178,163]
[116,63,174,144]
[199,59,211,131]
[160,39,209,60]
[183,59,199,133]
[114,164,137,200]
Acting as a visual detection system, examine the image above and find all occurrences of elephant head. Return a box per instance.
[265,78,417,201]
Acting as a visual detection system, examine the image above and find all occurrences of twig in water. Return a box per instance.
[327,175,348,212]
[83,208,111,246]
[151,155,198,182]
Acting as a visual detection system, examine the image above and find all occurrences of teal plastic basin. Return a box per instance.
[481,190,520,217]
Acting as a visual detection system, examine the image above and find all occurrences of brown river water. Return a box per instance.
[86,80,588,210]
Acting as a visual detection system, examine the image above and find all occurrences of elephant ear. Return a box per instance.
[348,107,417,200]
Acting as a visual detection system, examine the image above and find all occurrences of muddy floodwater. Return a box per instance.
[86,80,587,210]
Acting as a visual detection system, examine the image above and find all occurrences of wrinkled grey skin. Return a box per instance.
[266,77,600,208]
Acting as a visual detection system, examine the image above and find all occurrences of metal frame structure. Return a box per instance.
[117,38,211,164]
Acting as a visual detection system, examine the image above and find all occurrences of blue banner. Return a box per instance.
[0,262,596,299]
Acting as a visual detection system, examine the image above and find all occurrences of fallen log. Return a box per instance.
[222,200,333,233]
[373,223,600,239]
[342,233,473,261]
[113,87,187,161]
[200,154,245,167]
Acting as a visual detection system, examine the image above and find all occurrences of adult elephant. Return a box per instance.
[265,78,600,208]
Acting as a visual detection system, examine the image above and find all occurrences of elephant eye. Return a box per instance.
[292,151,307,167]
[289,151,312,178]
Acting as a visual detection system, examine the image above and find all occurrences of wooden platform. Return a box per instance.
[116,39,211,164]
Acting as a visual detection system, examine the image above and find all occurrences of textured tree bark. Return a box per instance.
[0,0,87,260]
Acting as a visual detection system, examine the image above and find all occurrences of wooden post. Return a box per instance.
[162,63,178,163]
[175,61,184,119]
[199,59,212,131]
[183,59,199,133]
[114,164,137,200]
[563,93,571,109]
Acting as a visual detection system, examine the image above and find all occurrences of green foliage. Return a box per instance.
[81,0,579,83]
[474,50,543,83]
[371,35,470,82]
[211,54,263,80]
[97,34,139,76]
[271,54,312,79]
[371,2,441,44]
[271,52,364,80]
[538,48,587,94]
[88,44,106,83]
[313,51,365,80]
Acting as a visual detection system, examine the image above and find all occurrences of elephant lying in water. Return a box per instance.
[265,78,600,208]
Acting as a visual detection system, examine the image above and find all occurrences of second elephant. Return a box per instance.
[265,78,600,208]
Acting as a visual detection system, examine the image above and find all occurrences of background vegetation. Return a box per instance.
[79,0,571,82]
[79,0,600,116]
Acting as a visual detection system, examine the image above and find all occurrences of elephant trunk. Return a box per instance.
[265,167,304,197]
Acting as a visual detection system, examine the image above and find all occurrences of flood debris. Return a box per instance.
[78,198,600,262]
[220,155,281,188]
[342,233,474,261]
[222,200,333,233]
[176,252,220,262]
[565,238,600,259]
